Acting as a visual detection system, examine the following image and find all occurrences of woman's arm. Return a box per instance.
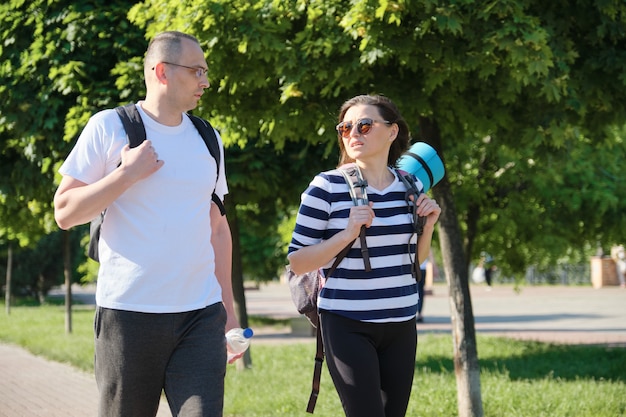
[288,203,375,275]
[414,194,441,264]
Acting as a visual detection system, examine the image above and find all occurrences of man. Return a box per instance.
[54,31,240,417]
[613,245,626,288]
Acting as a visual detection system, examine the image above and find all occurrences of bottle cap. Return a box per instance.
[243,328,254,338]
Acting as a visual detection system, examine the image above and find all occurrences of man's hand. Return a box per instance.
[119,140,164,182]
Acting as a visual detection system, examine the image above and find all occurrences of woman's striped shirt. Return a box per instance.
[288,167,422,323]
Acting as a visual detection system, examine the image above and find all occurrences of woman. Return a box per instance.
[288,94,441,417]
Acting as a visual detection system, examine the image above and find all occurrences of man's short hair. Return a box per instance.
[145,31,200,66]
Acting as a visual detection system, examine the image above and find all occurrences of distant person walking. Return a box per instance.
[417,252,436,322]
[471,253,496,290]
[417,259,428,322]
[612,245,626,288]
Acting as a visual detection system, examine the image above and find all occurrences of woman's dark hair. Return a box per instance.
[336,95,410,167]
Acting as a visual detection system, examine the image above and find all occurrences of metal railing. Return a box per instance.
[433,263,593,286]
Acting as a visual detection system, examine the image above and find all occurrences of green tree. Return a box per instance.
[130,0,626,415]
[227,138,331,281]
[0,230,83,302]
[3,1,626,414]
[0,0,146,239]
[0,0,146,322]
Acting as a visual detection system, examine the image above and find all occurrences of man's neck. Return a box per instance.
[139,98,183,127]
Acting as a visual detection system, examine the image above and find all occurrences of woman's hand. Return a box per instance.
[414,194,441,228]
[346,202,375,239]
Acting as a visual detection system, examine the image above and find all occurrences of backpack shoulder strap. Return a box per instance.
[115,103,146,148]
[338,164,368,206]
[113,105,226,216]
[307,324,324,413]
[394,168,422,204]
[394,168,425,281]
[305,239,354,414]
[90,104,145,262]
[188,114,221,170]
[337,164,371,272]
[188,114,226,216]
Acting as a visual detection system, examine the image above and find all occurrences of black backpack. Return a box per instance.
[87,103,224,262]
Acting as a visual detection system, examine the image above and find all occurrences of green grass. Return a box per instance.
[1,304,625,417]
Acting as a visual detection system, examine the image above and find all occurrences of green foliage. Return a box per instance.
[0,0,147,293]
[2,0,626,289]
[0,0,146,249]
[226,136,332,279]
[124,0,626,281]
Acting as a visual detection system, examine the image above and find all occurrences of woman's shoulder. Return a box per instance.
[315,168,347,184]
[304,168,351,200]
[393,168,425,194]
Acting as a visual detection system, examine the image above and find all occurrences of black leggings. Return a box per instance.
[320,312,417,417]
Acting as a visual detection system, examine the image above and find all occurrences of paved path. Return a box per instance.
[1,283,625,416]
[246,282,626,346]
[0,344,170,417]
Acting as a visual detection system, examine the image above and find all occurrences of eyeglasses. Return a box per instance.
[335,118,392,138]
[156,62,208,78]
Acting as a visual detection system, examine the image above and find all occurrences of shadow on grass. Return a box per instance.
[416,338,626,383]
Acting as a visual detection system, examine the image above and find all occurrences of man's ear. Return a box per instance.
[153,62,168,84]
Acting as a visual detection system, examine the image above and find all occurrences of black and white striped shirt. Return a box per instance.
[288,167,421,323]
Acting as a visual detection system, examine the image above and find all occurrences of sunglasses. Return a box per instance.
[336,118,392,138]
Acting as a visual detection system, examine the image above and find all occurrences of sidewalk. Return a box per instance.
[0,346,170,417]
[1,283,625,416]
[246,282,626,346]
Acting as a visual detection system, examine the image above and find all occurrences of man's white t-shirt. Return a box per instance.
[59,102,228,313]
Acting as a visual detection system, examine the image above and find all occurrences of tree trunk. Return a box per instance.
[37,273,46,305]
[5,242,12,315]
[225,195,252,370]
[63,230,73,334]
[419,117,484,417]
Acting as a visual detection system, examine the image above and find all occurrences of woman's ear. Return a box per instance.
[389,124,399,141]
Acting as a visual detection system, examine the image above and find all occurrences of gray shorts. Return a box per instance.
[94,303,227,417]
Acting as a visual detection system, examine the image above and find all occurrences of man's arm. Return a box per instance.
[54,140,163,230]
[210,200,239,332]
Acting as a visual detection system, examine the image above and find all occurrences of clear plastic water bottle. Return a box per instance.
[226,327,254,362]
